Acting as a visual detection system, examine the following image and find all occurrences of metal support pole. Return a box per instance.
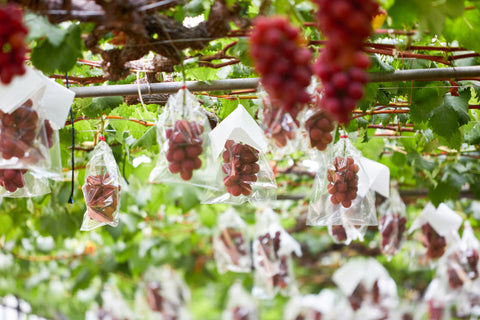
[70,66,480,98]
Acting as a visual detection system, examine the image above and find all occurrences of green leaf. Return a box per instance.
[132,126,157,148]
[444,8,480,53]
[31,25,83,73]
[410,85,442,123]
[428,181,460,206]
[84,96,124,118]
[25,13,67,46]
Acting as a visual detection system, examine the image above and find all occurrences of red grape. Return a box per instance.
[305,109,335,151]
[326,156,359,208]
[0,4,28,85]
[84,173,120,223]
[262,97,298,148]
[0,168,27,192]
[380,213,407,256]
[250,16,312,120]
[313,0,379,123]
[421,223,446,259]
[222,140,260,197]
[165,120,204,181]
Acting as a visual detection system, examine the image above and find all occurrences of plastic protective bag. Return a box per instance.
[328,221,368,245]
[140,266,191,320]
[260,94,300,158]
[332,258,398,315]
[308,136,376,227]
[378,187,407,258]
[0,96,52,171]
[423,278,451,320]
[81,140,122,231]
[203,104,277,204]
[440,221,479,290]
[149,87,215,188]
[284,289,352,320]
[252,207,302,299]
[409,203,462,261]
[0,120,61,197]
[213,207,252,274]
[222,282,258,320]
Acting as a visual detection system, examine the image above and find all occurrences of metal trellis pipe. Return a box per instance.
[70,66,480,98]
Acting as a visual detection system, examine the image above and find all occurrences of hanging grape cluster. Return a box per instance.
[165,120,204,181]
[421,223,447,259]
[327,156,359,208]
[250,16,312,120]
[0,100,39,160]
[84,173,120,223]
[380,213,407,256]
[305,109,335,151]
[313,0,379,123]
[222,140,260,197]
[0,169,27,192]
[447,249,479,289]
[0,4,28,85]
[219,227,249,266]
[256,231,290,289]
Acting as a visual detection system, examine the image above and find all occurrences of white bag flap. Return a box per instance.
[35,70,75,128]
[0,66,46,113]
[409,202,462,237]
[359,157,390,198]
[209,104,267,158]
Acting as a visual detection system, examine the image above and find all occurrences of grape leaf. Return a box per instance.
[409,85,442,123]
[444,8,480,53]
[25,13,67,46]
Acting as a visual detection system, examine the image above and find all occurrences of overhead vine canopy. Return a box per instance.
[0,0,480,319]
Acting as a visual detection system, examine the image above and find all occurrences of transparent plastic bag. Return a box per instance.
[222,282,258,320]
[0,97,52,171]
[252,208,302,299]
[439,221,479,290]
[213,207,252,274]
[333,258,398,313]
[378,188,407,258]
[260,94,300,159]
[424,278,451,320]
[409,203,462,261]
[81,140,122,231]
[203,104,277,205]
[98,284,135,320]
[284,290,346,320]
[142,265,191,320]
[149,87,215,188]
[308,136,376,227]
[328,221,368,245]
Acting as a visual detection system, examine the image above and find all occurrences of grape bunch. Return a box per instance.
[446,249,479,289]
[165,120,203,181]
[262,98,298,148]
[380,213,407,256]
[421,223,447,259]
[326,156,359,208]
[305,109,335,151]
[0,100,39,160]
[84,173,120,223]
[219,227,248,266]
[0,4,28,85]
[256,231,290,289]
[0,169,27,192]
[250,16,312,120]
[222,140,260,197]
[331,225,347,242]
[428,300,444,320]
[348,283,367,311]
[313,0,380,123]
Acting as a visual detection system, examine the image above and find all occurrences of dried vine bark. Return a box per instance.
[10,0,250,80]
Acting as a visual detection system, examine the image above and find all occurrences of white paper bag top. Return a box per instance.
[34,70,75,128]
[333,258,389,296]
[359,157,390,198]
[409,202,462,238]
[209,104,267,158]
[0,66,46,113]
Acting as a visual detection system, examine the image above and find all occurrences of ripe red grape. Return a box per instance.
[262,97,298,148]
[222,140,260,197]
[0,168,27,192]
[421,223,447,259]
[313,0,379,123]
[0,4,28,84]
[380,213,407,256]
[256,231,290,290]
[250,16,312,120]
[326,156,359,208]
[84,173,120,223]
[218,227,248,266]
[0,100,40,160]
[165,120,204,181]
[446,249,479,289]
[305,109,335,151]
